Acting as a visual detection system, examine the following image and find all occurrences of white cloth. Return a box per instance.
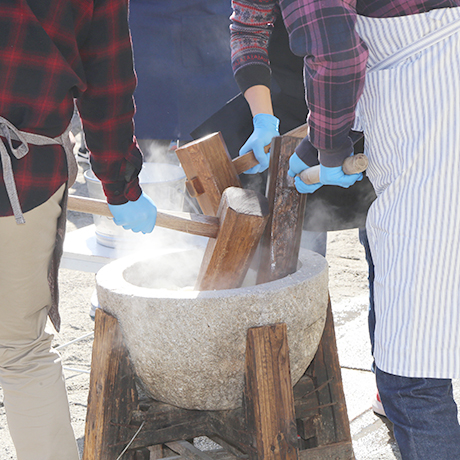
[354,7,460,378]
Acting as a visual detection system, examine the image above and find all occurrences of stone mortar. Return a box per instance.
[96,247,329,411]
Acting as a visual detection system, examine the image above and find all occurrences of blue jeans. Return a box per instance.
[376,367,460,460]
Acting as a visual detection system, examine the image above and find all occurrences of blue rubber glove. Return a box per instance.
[108,192,157,234]
[287,152,323,194]
[319,163,363,188]
[239,113,280,174]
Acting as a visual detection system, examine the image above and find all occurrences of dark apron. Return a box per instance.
[129,0,240,140]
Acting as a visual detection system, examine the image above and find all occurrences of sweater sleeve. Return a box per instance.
[230,0,279,94]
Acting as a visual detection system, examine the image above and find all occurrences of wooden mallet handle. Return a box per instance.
[299,153,368,185]
[232,123,309,175]
[67,195,219,239]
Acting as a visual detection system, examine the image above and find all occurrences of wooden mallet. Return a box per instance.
[68,195,219,239]
[175,124,368,216]
[68,188,270,292]
[175,124,309,217]
[195,186,269,291]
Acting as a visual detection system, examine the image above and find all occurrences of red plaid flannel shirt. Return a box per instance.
[0,0,143,217]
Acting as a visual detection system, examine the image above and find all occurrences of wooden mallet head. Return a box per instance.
[176,132,242,217]
[195,186,270,291]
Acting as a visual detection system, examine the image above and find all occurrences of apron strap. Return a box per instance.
[0,116,77,224]
[368,16,460,73]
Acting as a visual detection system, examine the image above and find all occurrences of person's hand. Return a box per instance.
[239,113,280,174]
[288,152,323,194]
[319,163,363,188]
[108,192,157,233]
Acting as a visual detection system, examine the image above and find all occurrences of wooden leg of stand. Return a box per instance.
[244,324,298,460]
[83,309,138,460]
[302,298,353,459]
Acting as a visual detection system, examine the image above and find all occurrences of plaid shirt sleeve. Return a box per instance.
[285,1,368,167]
[77,0,143,204]
[231,0,368,168]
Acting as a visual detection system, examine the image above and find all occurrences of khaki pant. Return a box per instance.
[0,185,79,460]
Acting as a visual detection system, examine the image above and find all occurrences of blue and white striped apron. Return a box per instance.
[354,7,460,378]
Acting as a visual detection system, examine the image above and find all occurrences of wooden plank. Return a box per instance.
[208,435,248,459]
[82,309,138,460]
[149,455,180,460]
[293,374,326,422]
[206,450,247,460]
[149,444,165,460]
[256,135,306,285]
[251,133,353,456]
[207,450,247,460]
[156,449,246,460]
[298,442,354,460]
[166,441,215,460]
[293,374,316,401]
[135,449,152,460]
[307,299,352,446]
[126,421,210,451]
[244,324,298,460]
[125,400,212,450]
[195,187,269,291]
[208,408,256,456]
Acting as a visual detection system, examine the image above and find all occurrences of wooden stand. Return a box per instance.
[83,308,352,460]
[82,129,354,459]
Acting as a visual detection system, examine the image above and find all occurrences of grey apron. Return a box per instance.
[0,116,78,331]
